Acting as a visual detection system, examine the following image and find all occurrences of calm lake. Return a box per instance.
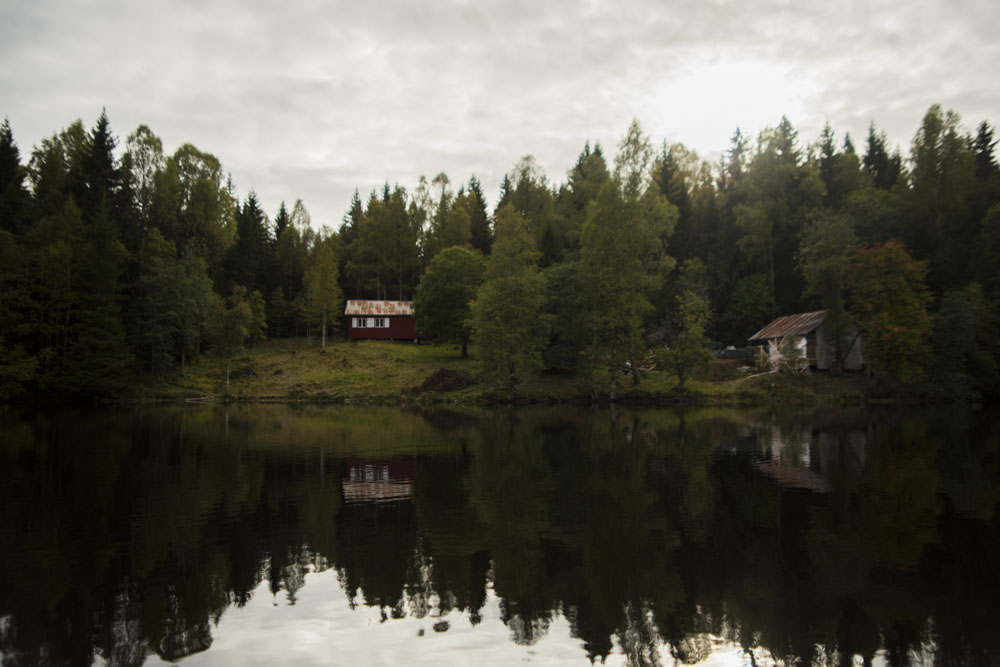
[1,405,998,666]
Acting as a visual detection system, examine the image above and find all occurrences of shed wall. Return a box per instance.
[815,323,863,371]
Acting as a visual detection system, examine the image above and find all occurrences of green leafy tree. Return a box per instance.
[122,124,164,236]
[139,228,185,376]
[303,240,343,349]
[656,289,712,390]
[848,241,932,384]
[155,143,236,266]
[931,283,999,401]
[248,288,267,348]
[209,285,255,392]
[177,250,214,375]
[413,246,485,357]
[580,120,677,398]
[471,205,549,401]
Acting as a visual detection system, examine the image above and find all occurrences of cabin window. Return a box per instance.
[352,317,389,328]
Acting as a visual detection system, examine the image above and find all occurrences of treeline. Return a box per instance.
[1,105,999,400]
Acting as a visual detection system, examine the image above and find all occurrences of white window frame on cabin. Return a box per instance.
[352,317,390,329]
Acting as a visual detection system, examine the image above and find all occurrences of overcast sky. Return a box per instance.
[3,0,998,229]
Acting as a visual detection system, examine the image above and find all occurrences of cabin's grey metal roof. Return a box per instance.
[749,310,827,341]
[344,300,413,316]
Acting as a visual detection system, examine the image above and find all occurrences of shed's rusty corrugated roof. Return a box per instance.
[749,310,827,341]
[344,300,414,316]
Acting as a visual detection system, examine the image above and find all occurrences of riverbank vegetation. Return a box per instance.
[142,337,888,407]
[1,105,998,403]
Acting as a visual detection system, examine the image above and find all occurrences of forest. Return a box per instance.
[0,105,998,401]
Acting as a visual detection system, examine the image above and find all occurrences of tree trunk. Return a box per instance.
[676,364,686,391]
[322,311,327,349]
[608,341,617,402]
[507,358,516,403]
[630,352,640,386]
[768,236,776,313]
[226,357,231,393]
[461,340,468,358]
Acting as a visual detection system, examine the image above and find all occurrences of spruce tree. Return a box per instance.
[0,119,30,235]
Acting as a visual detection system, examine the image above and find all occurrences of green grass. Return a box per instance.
[143,337,874,406]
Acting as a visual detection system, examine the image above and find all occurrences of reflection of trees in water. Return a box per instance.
[1,406,1000,665]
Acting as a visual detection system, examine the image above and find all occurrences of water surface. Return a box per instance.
[1,405,998,666]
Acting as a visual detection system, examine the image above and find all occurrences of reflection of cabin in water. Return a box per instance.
[753,425,867,492]
[342,458,414,503]
[749,310,862,371]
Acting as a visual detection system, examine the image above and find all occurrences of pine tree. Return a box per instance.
[0,119,31,235]
[863,123,903,190]
[466,176,492,254]
[62,198,132,396]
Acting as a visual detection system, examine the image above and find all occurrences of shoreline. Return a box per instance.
[5,338,936,409]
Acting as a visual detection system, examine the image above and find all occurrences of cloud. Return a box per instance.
[2,0,998,227]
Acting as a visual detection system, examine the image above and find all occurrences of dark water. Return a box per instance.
[1,405,999,666]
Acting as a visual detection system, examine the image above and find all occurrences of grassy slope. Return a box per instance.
[142,337,878,406]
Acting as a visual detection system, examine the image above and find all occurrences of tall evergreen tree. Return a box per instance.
[863,123,903,190]
[273,201,291,242]
[908,105,977,290]
[0,119,31,235]
[227,191,272,293]
[466,176,492,254]
[62,198,132,396]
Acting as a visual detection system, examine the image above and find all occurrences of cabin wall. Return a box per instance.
[349,316,417,340]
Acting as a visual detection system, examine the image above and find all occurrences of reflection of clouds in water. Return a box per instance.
[142,570,591,666]
[137,569,784,667]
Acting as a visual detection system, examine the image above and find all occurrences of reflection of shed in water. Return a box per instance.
[753,425,867,492]
[342,458,414,504]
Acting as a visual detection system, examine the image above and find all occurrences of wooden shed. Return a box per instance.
[345,300,418,341]
[749,310,862,371]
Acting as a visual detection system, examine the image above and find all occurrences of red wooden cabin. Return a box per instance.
[345,300,418,341]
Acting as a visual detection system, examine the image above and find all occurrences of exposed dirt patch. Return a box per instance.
[411,368,476,394]
[695,359,748,382]
[739,368,876,398]
[232,366,258,380]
